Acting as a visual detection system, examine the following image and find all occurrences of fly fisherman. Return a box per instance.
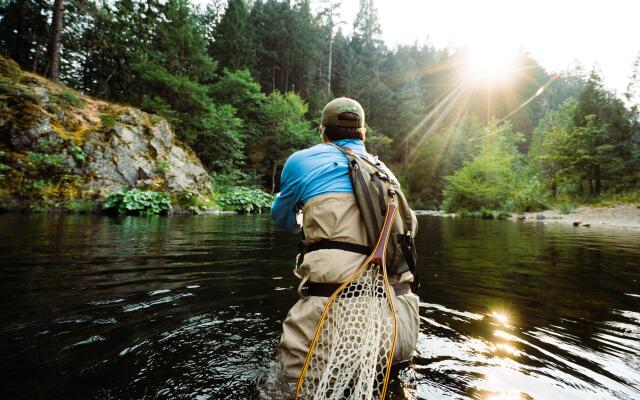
[271,97,420,392]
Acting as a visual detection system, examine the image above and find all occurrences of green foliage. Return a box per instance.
[29,196,57,212]
[405,115,483,208]
[156,159,171,174]
[530,72,640,199]
[3,0,637,212]
[211,0,255,71]
[583,191,640,208]
[25,151,71,178]
[558,202,577,214]
[259,91,317,190]
[100,114,118,127]
[0,162,10,179]
[172,191,212,214]
[210,170,262,193]
[443,122,547,212]
[65,199,95,213]
[102,189,172,216]
[53,90,86,108]
[194,103,244,171]
[68,145,85,161]
[216,187,273,214]
[458,208,512,220]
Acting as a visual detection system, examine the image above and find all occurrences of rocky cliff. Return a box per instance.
[0,56,212,212]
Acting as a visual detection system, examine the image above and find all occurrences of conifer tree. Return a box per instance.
[210,0,255,71]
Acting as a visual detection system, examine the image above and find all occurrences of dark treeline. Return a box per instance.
[1,0,638,209]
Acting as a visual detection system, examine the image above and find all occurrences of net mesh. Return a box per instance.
[295,261,397,400]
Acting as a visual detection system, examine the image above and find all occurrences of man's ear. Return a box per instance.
[360,127,367,142]
[319,126,329,143]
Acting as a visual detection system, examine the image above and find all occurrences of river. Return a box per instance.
[1,214,639,399]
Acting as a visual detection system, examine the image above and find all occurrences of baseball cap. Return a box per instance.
[321,97,365,128]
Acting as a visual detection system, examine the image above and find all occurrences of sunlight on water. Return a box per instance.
[490,311,509,326]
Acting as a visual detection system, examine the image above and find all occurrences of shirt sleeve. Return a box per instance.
[271,153,303,233]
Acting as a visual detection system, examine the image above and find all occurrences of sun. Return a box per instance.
[460,41,520,86]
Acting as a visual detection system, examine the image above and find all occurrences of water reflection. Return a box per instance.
[0,214,639,399]
[415,217,640,399]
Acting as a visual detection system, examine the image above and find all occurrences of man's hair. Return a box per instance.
[323,112,364,141]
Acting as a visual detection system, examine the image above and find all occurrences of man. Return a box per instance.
[271,97,420,383]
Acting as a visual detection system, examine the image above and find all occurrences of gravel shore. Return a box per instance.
[514,204,640,230]
[415,204,640,230]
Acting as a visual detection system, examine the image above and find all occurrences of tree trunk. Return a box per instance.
[46,0,64,82]
[595,165,601,195]
[272,62,276,92]
[271,161,278,194]
[15,0,28,67]
[328,26,333,95]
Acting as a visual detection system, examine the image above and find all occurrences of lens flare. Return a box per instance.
[461,43,519,85]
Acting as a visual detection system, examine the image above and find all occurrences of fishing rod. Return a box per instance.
[469,73,561,142]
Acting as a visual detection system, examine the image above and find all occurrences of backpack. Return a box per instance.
[329,143,418,279]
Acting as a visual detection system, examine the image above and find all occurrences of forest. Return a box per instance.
[1,0,639,213]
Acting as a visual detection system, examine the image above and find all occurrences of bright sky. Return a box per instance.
[333,0,640,96]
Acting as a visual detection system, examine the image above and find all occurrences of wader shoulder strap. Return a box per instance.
[327,143,388,177]
[327,142,383,243]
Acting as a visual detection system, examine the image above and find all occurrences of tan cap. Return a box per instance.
[321,97,365,128]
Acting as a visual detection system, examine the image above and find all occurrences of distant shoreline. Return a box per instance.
[514,204,640,231]
[415,204,640,231]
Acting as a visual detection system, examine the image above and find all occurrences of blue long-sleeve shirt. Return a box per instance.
[271,139,393,232]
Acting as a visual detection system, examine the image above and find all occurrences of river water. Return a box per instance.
[0,214,639,399]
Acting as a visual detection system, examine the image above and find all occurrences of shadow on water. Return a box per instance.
[0,214,639,399]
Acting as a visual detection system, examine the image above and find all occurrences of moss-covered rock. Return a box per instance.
[0,56,213,213]
[0,56,22,81]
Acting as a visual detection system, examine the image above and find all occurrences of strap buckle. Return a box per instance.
[297,275,310,300]
[293,253,303,279]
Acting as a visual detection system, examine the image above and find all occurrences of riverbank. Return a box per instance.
[514,203,640,230]
[416,203,640,230]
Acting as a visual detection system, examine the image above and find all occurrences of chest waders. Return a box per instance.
[295,204,400,400]
[294,145,419,400]
[296,143,419,291]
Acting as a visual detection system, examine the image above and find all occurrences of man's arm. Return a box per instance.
[271,154,303,233]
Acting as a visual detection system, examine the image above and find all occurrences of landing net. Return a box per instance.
[295,206,398,400]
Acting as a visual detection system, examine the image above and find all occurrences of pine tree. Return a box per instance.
[210,0,255,71]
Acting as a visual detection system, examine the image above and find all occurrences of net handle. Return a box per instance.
[371,203,398,266]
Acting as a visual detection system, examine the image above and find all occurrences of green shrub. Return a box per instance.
[26,151,70,178]
[586,191,640,208]
[100,114,118,127]
[210,170,261,193]
[216,187,273,214]
[457,208,511,220]
[54,89,85,108]
[173,191,212,214]
[0,162,10,179]
[68,145,85,162]
[65,199,94,213]
[156,159,170,174]
[29,196,56,212]
[558,202,576,214]
[495,211,512,219]
[442,124,547,213]
[458,209,481,218]
[102,189,171,215]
